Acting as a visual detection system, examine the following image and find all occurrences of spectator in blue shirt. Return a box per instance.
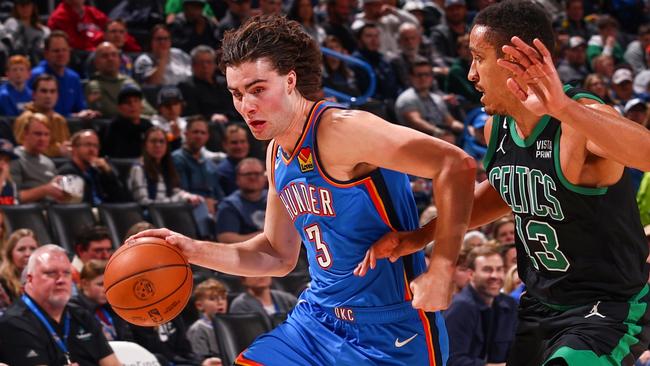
[215,124,250,196]
[29,30,98,119]
[0,55,32,117]
[172,115,225,217]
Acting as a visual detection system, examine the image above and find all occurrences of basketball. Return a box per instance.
[104,236,193,327]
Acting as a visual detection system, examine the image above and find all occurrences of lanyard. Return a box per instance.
[22,295,72,365]
[95,307,117,340]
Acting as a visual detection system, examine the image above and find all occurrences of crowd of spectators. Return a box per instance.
[0,0,647,365]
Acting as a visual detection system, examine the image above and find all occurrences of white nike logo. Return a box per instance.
[394,334,418,348]
[26,349,38,358]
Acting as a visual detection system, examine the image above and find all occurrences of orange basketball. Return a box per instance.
[104,236,193,327]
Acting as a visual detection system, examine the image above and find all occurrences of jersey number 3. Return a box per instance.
[305,224,333,270]
[515,216,570,272]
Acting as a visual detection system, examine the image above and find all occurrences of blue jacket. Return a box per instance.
[30,61,87,117]
[172,148,224,201]
[444,285,518,366]
[0,83,31,116]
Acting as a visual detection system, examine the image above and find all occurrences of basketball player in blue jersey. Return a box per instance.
[357,1,650,365]
[129,14,476,366]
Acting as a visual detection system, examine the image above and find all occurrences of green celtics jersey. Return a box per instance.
[483,87,649,307]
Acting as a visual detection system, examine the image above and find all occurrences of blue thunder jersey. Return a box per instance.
[271,100,427,309]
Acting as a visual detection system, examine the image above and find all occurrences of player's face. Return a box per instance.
[27,251,72,309]
[470,254,504,300]
[82,275,107,305]
[227,59,295,140]
[468,25,514,115]
[12,236,38,271]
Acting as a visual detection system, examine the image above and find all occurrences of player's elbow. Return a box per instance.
[272,259,297,277]
[446,151,477,179]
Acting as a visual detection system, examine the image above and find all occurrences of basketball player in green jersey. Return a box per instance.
[355,1,650,365]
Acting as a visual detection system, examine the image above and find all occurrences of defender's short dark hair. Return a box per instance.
[473,0,554,57]
[220,15,322,101]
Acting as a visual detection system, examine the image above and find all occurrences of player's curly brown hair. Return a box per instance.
[221,15,323,101]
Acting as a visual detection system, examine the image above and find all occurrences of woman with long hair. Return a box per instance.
[583,73,615,106]
[287,0,326,44]
[128,126,202,205]
[4,0,50,63]
[0,229,39,302]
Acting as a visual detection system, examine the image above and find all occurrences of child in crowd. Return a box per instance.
[186,278,228,363]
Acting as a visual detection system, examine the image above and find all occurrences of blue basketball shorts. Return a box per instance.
[235,298,449,365]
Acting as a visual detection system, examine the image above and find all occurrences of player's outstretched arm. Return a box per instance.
[129,144,302,277]
[498,36,650,171]
[321,109,475,311]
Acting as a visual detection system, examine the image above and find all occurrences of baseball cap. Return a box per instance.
[612,69,633,85]
[445,0,465,7]
[568,36,586,49]
[634,70,650,94]
[0,139,18,160]
[157,86,184,106]
[623,98,646,114]
[117,84,143,105]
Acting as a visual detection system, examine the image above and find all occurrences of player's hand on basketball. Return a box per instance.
[496,36,571,117]
[410,269,454,312]
[353,230,428,277]
[127,228,198,261]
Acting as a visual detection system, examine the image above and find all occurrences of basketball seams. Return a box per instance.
[104,263,190,295]
[106,239,187,269]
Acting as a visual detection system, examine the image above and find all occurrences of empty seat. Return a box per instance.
[1,204,53,245]
[47,203,96,253]
[98,202,145,247]
[147,202,199,239]
[213,313,271,365]
[107,157,138,187]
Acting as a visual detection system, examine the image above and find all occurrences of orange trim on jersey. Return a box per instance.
[418,310,437,366]
[235,352,265,366]
[364,180,397,232]
[402,269,412,301]
[281,100,325,165]
[270,141,278,188]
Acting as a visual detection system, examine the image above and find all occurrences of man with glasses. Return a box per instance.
[215,157,266,243]
[134,25,191,87]
[58,129,130,205]
[395,57,464,140]
[0,244,120,366]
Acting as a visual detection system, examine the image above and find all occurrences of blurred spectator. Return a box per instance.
[215,157,266,243]
[352,0,419,58]
[86,42,155,119]
[395,58,463,137]
[216,124,250,196]
[321,35,360,98]
[170,0,220,54]
[102,84,154,158]
[29,31,99,118]
[107,0,166,50]
[444,244,517,366]
[390,23,429,90]
[85,19,142,77]
[590,54,615,84]
[187,278,228,363]
[70,225,113,286]
[322,0,357,53]
[134,24,192,87]
[0,55,32,117]
[430,0,469,66]
[152,85,187,151]
[14,74,71,158]
[216,0,253,45]
[124,221,155,240]
[70,259,135,342]
[288,0,326,44]
[491,216,515,246]
[552,0,594,40]
[128,126,203,205]
[179,45,238,125]
[0,139,19,205]
[461,106,488,161]
[173,116,225,216]
[257,0,283,15]
[0,229,38,302]
[165,0,217,24]
[638,173,650,227]
[131,317,200,366]
[352,23,399,107]
[583,73,615,105]
[9,113,67,203]
[611,68,636,113]
[3,0,50,65]
[623,98,648,192]
[586,15,624,66]
[451,247,470,297]
[462,230,487,251]
[444,33,482,106]
[230,276,297,321]
[624,24,650,74]
[557,36,589,86]
[0,245,121,366]
[57,129,131,205]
